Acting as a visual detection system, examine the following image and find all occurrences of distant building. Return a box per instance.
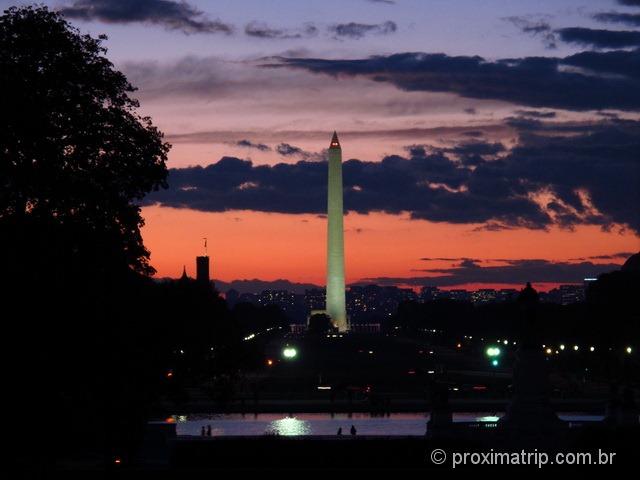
[258,290,296,309]
[238,292,258,304]
[583,277,598,295]
[471,289,498,304]
[497,289,518,302]
[225,288,239,307]
[539,288,561,304]
[539,284,586,304]
[196,256,210,284]
[179,265,189,282]
[256,290,306,321]
[398,288,419,302]
[448,289,472,302]
[559,284,585,305]
[419,286,439,302]
[304,288,326,311]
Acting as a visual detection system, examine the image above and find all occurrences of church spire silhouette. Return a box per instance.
[180,265,188,281]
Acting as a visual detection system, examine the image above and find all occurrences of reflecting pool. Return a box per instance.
[167,412,603,437]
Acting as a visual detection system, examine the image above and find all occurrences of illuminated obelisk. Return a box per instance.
[326,131,348,331]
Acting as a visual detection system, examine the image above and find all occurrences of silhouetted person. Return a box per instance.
[206,425,212,437]
[337,427,342,436]
[201,426,206,436]
[350,425,357,436]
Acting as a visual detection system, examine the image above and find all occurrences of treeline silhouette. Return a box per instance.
[392,267,640,346]
[0,6,286,472]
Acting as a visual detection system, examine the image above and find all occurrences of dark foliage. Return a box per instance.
[0,6,225,472]
[0,5,169,275]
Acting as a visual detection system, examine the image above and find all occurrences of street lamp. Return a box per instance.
[282,347,298,359]
[486,346,501,357]
[486,346,501,367]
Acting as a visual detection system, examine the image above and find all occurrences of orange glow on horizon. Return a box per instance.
[141,205,638,291]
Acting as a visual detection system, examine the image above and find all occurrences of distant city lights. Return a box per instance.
[626,346,633,354]
[560,344,566,351]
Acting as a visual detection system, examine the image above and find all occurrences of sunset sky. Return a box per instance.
[10,0,639,290]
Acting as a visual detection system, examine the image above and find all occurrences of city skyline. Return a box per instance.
[18,0,640,289]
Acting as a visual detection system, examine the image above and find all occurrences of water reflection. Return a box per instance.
[477,416,500,422]
[170,412,604,437]
[266,417,311,436]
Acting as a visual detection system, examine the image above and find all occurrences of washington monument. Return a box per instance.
[326,131,348,331]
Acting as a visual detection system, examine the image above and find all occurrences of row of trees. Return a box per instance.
[392,273,640,345]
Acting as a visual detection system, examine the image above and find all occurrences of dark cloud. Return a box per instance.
[594,12,640,27]
[245,22,317,39]
[503,16,557,49]
[145,121,640,233]
[59,0,233,34]
[274,143,326,161]
[461,130,484,137]
[363,259,624,287]
[504,117,545,131]
[329,21,397,39]
[557,27,640,48]
[420,257,480,262]
[562,48,640,80]
[162,124,511,145]
[405,141,505,168]
[213,278,321,294]
[273,49,640,111]
[236,139,271,151]
[618,0,640,6]
[276,143,306,157]
[596,111,620,119]
[448,142,505,157]
[570,252,637,261]
[514,110,557,118]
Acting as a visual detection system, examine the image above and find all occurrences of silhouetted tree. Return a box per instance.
[0,5,169,275]
[0,6,169,472]
[308,313,333,335]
